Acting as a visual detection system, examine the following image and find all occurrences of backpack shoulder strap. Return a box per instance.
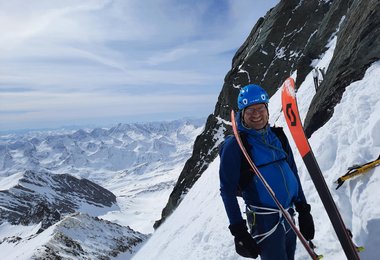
[237,132,254,194]
[270,126,290,155]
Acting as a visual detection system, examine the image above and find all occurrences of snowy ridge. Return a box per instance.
[0,170,117,230]
[1,213,147,260]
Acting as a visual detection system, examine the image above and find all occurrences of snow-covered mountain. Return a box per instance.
[0,169,148,259]
[0,170,117,229]
[1,213,147,259]
[1,119,205,177]
[0,118,205,259]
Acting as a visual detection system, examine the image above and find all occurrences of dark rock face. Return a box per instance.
[230,0,332,94]
[22,202,62,233]
[33,213,148,260]
[156,0,379,227]
[0,170,117,231]
[295,0,352,85]
[304,0,380,136]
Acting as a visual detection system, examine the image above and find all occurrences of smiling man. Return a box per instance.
[242,103,268,130]
[219,84,315,259]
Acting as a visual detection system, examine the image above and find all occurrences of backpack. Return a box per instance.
[237,126,290,196]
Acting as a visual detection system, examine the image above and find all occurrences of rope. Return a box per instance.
[247,205,291,244]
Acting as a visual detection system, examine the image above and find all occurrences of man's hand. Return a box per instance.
[229,220,260,258]
[296,202,315,240]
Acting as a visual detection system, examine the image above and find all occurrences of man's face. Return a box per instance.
[243,103,269,130]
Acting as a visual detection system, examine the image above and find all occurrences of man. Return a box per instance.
[219,84,315,259]
[312,68,319,91]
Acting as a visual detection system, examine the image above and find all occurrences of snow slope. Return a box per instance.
[133,62,380,259]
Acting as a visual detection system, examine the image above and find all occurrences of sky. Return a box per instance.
[0,0,279,131]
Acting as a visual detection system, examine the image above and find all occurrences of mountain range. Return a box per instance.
[0,118,204,259]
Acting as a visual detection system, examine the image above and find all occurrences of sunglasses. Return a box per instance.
[244,105,267,114]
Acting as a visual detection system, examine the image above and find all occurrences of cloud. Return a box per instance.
[146,48,199,66]
[0,0,279,130]
[0,1,110,49]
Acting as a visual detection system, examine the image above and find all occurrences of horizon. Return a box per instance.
[0,115,207,135]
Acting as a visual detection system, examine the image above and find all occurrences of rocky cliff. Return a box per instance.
[0,170,116,232]
[156,0,380,227]
[0,170,149,258]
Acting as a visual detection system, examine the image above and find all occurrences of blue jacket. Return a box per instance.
[219,112,307,225]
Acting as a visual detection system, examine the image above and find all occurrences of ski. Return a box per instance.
[335,155,380,189]
[230,110,321,260]
[281,77,360,259]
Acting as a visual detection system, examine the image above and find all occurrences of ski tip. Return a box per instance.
[282,77,296,98]
[335,178,344,190]
[316,254,324,259]
[356,246,365,252]
[309,241,323,259]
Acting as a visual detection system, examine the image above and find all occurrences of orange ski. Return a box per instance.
[281,77,360,259]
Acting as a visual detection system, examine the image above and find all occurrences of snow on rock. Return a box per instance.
[1,213,148,260]
[0,170,117,233]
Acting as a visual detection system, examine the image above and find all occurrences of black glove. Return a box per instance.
[296,202,315,240]
[229,220,260,258]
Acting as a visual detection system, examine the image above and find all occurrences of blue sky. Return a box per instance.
[0,0,279,131]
